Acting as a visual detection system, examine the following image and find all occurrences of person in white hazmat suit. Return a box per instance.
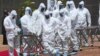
[4,10,20,56]
[42,10,60,56]
[76,1,91,46]
[64,1,79,54]
[54,9,71,56]
[31,3,46,37]
[20,7,32,56]
[47,0,57,11]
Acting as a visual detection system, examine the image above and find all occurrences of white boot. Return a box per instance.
[16,48,20,55]
[23,53,27,56]
[9,52,14,56]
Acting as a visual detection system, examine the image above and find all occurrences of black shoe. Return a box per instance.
[72,50,78,52]
[69,50,78,55]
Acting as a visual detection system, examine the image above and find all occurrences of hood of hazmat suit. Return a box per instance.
[47,0,57,11]
[78,1,84,9]
[25,7,32,16]
[66,1,76,10]
[20,7,32,35]
[76,1,91,27]
[38,3,46,13]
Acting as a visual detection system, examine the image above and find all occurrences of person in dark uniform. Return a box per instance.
[2,10,9,45]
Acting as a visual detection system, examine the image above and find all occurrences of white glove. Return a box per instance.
[15,27,21,32]
[52,49,59,54]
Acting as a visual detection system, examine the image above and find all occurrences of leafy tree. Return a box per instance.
[18,0,35,17]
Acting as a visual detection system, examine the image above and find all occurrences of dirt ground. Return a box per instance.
[0,35,100,56]
[77,36,100,56]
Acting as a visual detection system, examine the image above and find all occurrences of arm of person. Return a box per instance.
[4,19,15,31]
[86,9,91,27]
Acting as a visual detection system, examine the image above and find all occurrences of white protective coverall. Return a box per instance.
[20,7,32,35]
[42,10,59,54]
[76,1,91,46]
[20,7,32,55]
[56,9,71,55]
[65,1,79,51]
[31,3,46,36]
[4,10,19,56]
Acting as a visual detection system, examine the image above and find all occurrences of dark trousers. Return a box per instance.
[3,33,8,45]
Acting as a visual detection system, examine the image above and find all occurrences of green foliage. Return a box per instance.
[18,0,35,17]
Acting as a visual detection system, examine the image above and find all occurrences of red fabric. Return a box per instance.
[0,49,18,56]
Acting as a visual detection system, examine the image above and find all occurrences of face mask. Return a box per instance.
[41,7,45,12]
[68,4,71,9]
[50,13,52,17]
[28,10,32,16]
[60,13,64,17]
[59,4,64,10]
[79,4,83,9]
[12,15,16,19]
[45,15,50,19]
